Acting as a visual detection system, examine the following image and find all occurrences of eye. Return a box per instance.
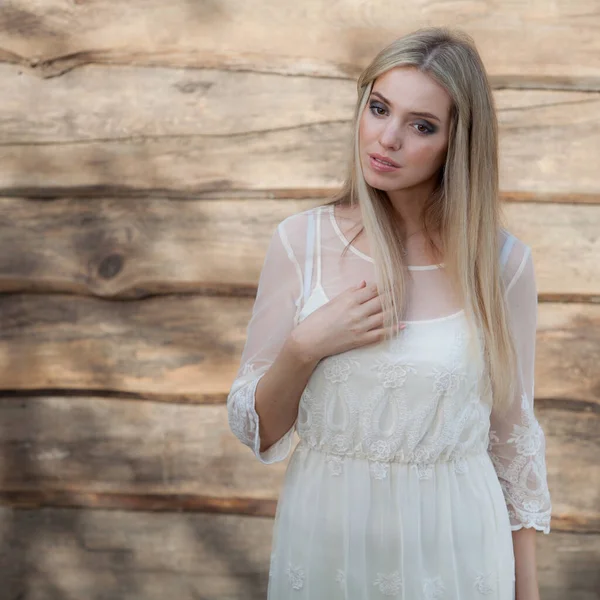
[414,122,436,135]
[369,101,387,117]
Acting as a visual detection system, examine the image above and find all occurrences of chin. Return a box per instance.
[363,173,402,191]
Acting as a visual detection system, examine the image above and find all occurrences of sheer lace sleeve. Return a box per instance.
[226,217,304,464]
[488,238,552,533]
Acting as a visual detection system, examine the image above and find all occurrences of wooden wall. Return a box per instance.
[0,2,598,598]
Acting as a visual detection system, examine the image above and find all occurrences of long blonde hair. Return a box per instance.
[325,27,517,415]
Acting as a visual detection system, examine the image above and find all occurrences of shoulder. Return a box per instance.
[498,228,534,294]
[279,205,323,228]
[265,205,326,270]
[276,204,327,246]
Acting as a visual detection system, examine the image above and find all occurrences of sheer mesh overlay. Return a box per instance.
[227,203,551,599]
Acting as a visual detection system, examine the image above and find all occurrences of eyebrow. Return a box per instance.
[370,91,442,123]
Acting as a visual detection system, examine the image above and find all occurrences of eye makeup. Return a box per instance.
[368,101,437,135]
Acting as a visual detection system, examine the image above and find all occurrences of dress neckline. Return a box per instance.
[305,282,465,326]
[327,205,445,271]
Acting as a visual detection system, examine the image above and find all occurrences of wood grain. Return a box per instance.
[0,396,597,534]
[0,64,599,196]
[0,3,597,596]
[0,198,597,299]
[0,508,273,600]
[0,294,598,403]
[0,508,597,599]
[1,0,599,86]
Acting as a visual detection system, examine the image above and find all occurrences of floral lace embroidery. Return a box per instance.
[324,356,360,383]
[473,572,495,595]
[506,393,544,456]
[423,575,445,599]
[229,307,551,532]
[326,454,343,476]
[227,376,261,448]
[373,570,403,595]
[371,358,417,389]
[294,323,489,467]
[370,461,390,480]
[335,568,346,590]
[430,363,467,398]
[415,462,434,480]
[487,429,500,450]
[286,562,305,590]
[507,505,551,532]
[453,456,469,474]
[488,392,551,532]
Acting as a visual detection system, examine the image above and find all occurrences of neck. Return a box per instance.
[386,179,439,237]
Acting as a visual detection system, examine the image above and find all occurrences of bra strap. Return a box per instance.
[315,206,323,287]
[303,211,315,303]
[500,231,516,269]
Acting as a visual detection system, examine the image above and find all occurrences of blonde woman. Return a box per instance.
[227,27,551,600]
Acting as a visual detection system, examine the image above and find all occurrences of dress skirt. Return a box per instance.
[267,442,515,600]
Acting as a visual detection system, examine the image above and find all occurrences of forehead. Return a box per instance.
[372,67,452,117]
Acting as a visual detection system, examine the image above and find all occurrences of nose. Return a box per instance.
[379,121,402,151]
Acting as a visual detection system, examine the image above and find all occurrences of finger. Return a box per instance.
[363,310,385,331]
[352,281,380,303]
[360,294,386,317]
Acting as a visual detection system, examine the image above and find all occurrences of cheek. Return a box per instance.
[358,112,380,147]
[358,116,369,148]
[408,139,447,170]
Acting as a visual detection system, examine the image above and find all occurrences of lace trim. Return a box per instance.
[227,373,295,464]
[508,506,551,534]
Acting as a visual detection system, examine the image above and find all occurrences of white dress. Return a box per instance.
[227,205,552,600]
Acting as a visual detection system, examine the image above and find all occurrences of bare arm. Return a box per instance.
[513,528,539,600]
[255,335,319,453]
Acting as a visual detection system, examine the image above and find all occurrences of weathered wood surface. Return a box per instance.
[0,508,273,600]
[4,64,600,145]
[0,397,289,500]
[0,508,597,600]
[0,396,597,534]
[1,64,600,196]
[1,0,599,87]
[0,198,598,300]
[0,294,598,403]
[0,3,597,594]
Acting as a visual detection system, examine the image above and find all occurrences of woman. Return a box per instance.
[227,26,551,600]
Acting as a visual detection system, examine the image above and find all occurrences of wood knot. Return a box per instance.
[98,253,124,279]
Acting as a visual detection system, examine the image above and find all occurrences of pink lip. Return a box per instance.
[368,153,401,172]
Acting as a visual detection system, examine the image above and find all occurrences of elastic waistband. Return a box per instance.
[295,438,488,466]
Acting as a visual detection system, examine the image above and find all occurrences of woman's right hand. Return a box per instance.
[289,280,405,363]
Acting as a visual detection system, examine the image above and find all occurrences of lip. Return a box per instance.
[368,153,401,172]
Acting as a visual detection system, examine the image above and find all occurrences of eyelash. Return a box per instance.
[368,102,436,135]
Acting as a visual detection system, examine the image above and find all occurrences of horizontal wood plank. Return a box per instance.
[0,507,597,599]
[0,294,597,403]
[1,1,600,86]
[0,397,289,501]
[536,531,600,600]
[0,508,273,599]
[0,198,598,299]
[0,64,599,196]
[0,396,597,534]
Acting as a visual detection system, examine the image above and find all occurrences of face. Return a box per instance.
[358,66,452,197]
